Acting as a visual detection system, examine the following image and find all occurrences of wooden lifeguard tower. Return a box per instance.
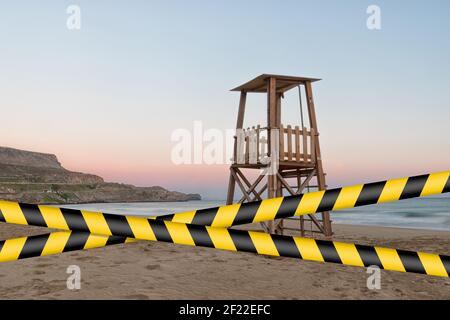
[226,74,332,237]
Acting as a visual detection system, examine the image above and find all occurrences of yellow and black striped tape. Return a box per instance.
[157,171,450,226]
[0,171,448,234]
[1,222,449,278]
[0,231,134,262]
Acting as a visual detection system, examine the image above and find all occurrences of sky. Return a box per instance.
[0,1,449,199]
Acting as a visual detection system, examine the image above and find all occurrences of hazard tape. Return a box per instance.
[0,170,448,278]
[0,224,448,277]
[0,171,448,235]
[155,171,450,226]
[0,231,133,262]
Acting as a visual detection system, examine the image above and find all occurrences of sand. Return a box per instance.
[0,221,449,300]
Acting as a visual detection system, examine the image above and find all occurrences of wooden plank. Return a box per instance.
[279,124,284,160]
[302,126,308,162]
[256,125,260,163]
[310,128,316,164]
[245,128,250,164]
[268,77,277,129]
[276,93,282,128]
[287,125,292,161]
[295,126,300,162]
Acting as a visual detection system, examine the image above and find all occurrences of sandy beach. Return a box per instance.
[0,221,449,300]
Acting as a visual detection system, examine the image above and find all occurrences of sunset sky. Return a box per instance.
[1,1,449,199]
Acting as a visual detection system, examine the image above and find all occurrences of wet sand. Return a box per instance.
[0,222,449,299]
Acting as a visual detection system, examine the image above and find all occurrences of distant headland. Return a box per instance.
[0,146,201,204]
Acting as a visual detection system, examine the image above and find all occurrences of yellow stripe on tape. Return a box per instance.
[295,191,325,216]
[293,237,324,262]
[84,233,109,250]
[81,211,112,236]
[39,206,69,230]
[248,231,279,256]
[206,227,237,251]
[0,237,27,262]
[211,204,240,228]
[417,252,448,277]
[172,210,197,224]
[333,185,364,211]
[333,242,364,267]
[41,232,71,256]
[374,247,406,272]
[0,201,27,225]
[164,221,195,246]
[421,171,449,197]
[378,178,408,203]
[252,198,283,224]
[125,216,156,241]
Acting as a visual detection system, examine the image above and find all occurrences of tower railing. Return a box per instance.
[232,124,316,166]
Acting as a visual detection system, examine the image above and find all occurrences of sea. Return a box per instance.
[60,196,450,232]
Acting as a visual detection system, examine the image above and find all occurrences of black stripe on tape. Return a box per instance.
[20,203,47,227]
[399,174,429,200]
[191,207,218,226]
[316,188,341,212]
[186,224,215,248]
[155,214,175,221]
[355,181,386,207]
[275,195,302,219]
[18,234,50,259]
[440,255,450,277]
[103,214,134,237]
[63,232,90,252]
[228,229,257,253]
[271,234,302,258]
[443,175,450,193]
[60,208,89,232]
[232,201,260,225]
[105,236,128,246]
[315,240,342,264]
[0,209,4,222]
[0,240,4,252]
[149,220,173,242]
[354,244,383,268]
[397,250,426,274]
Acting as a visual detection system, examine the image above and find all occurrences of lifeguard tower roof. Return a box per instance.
[231,74,321,93]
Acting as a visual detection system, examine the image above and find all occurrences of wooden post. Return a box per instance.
[276,93,283,199]
[236,91,247,129]
[305,81,332,237]
[226,91,247,205]
[267,78,277,233]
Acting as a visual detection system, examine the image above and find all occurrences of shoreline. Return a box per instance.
[59,201,450,234]
[45,199,203,205]
[0,222,449,299]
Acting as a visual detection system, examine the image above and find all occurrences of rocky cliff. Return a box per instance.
[0,146,201,204]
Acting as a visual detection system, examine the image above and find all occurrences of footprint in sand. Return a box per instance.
[145,264,160,270]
